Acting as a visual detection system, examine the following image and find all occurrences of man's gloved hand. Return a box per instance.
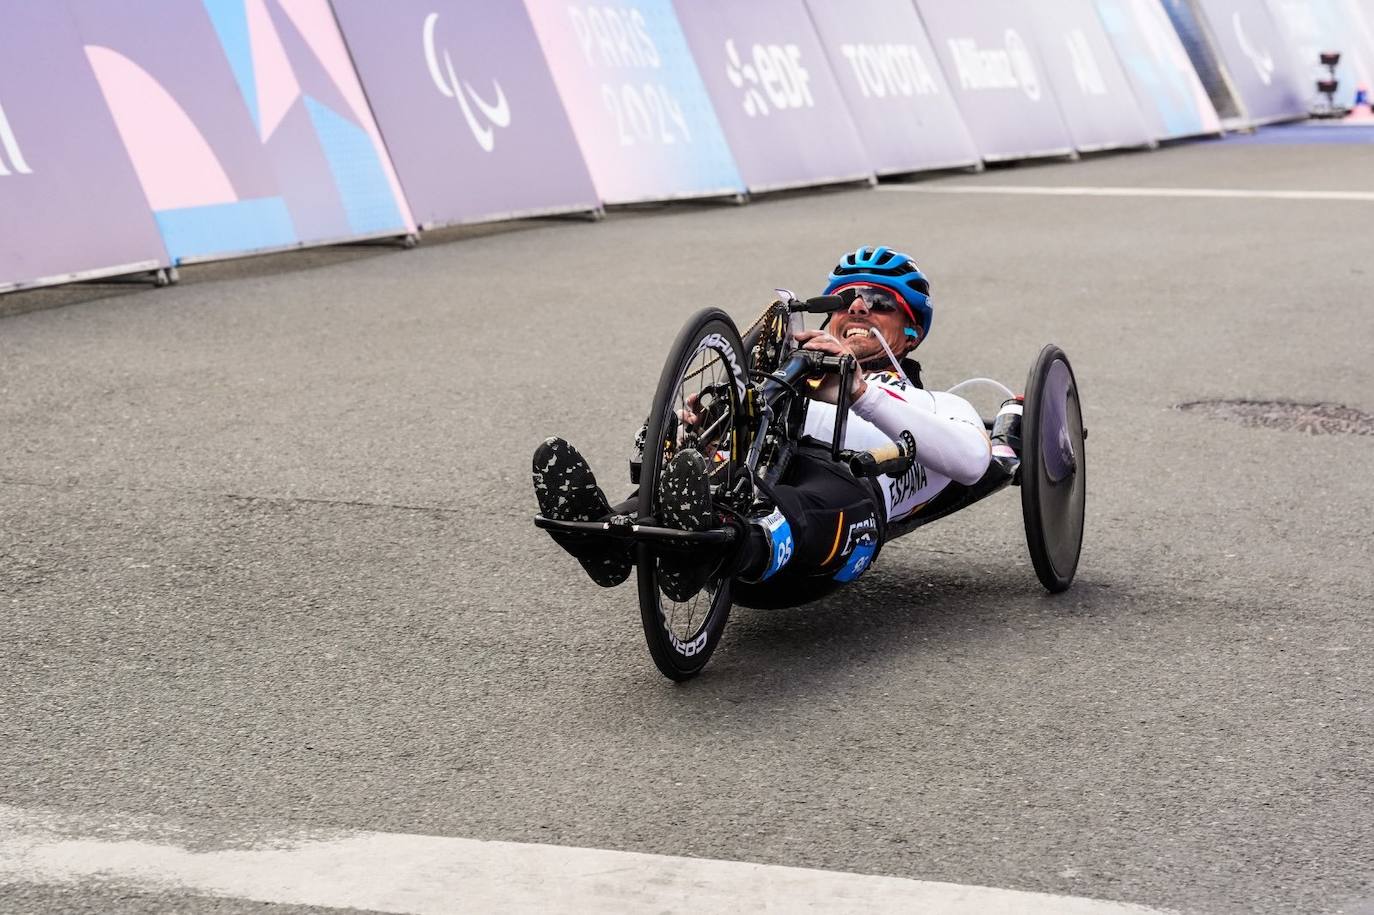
[793,329,869,405]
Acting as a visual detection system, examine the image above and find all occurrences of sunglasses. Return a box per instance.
[836,285,904,315]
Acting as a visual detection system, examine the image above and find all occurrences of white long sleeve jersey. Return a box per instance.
[801,370,991,523]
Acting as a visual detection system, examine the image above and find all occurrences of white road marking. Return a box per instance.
[0,804,1173,915]
[877,184,1374,202]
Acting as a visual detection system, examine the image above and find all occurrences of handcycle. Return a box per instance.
[534,294,1086,680]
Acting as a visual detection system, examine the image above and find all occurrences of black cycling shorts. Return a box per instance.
[733,446,885,610]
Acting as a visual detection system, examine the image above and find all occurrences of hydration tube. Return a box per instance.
[867,327,912,386]
[947,377,1016,401]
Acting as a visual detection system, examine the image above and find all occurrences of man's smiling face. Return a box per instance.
[827,285,921,365]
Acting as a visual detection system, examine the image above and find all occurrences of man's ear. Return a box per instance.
[901,326,921,354]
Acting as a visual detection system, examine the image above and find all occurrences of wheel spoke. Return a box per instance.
[655,345,736,643]
[638,312,746,679]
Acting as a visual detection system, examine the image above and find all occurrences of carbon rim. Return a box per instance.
[651,339,741,646]
[1035,358,1085,578]
[1022,347,1086,591]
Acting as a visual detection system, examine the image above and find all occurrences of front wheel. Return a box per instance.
[637,308,750,680]
[1020,345,1086,592]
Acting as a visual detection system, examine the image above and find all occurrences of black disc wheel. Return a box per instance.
[637,308,750,680]
[1020,345,1086,592]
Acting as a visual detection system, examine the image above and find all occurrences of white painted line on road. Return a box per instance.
[877,184,1374,202]
[0,805,1173,915]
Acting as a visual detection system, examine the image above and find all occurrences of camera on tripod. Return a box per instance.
[1311,51,1350,118]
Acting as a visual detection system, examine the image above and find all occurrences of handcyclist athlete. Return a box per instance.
[532,246,1020,606]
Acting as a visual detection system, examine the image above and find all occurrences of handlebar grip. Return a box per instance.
[846,431,917,478]
[864,442,905,465]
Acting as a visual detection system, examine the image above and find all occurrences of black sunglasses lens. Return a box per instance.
[857,289,899,312]
[838,286,903,315]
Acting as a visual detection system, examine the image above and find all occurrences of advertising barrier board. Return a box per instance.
[332,0,599,227]
[1095,0,1223,139]
[805,0,979,175]
[0,4,167,293]
[1194,0,1306,123]
[524,0,744,204]
[1027,0,1153,152]
[67,0,414,265]
[1160,0,1246,123]
[673,0,872,192]
[914,0,1075,161]
[1267,0,1374,104]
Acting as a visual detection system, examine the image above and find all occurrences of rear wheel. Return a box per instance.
[1020,345,1086,592]
[637,309,750,680]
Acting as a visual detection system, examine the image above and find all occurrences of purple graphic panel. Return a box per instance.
[525,0,744,204]
[1027,0,1153,152]
[914,0,1075,161]
[804,0,979,175]
[1195,0,1306,123]
[332,0,599,227]
[0,4,167,292]
[1096,0,1223,139]
[673,0,873,192]
[66,0,415,265]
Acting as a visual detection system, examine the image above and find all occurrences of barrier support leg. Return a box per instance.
[80,267,177,289]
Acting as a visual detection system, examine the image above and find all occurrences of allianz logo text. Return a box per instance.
[423,12,511,153]
[947,29,1041,101]
[839,44,938,98]
[0,99,33,176]
[725,40,814,117]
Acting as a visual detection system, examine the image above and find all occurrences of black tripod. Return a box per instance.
[1311,51,1350,119]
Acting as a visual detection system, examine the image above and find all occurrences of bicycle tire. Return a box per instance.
[637,308,750,680]
[1020,344,1086,592]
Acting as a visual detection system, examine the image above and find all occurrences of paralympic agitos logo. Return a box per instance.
[1232,11,1275,86]
[423,12,511,153]
[0,98,33,176]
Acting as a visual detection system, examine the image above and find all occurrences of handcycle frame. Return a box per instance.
[533,292,1012,548]
[533,294,1085,680]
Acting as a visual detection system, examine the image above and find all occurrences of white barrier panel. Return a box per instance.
[914,0,1075,161]
[0,5,168,292]
[333,0,600,227]
[524,0,744,204]
[1159,0,1247,124]
[805,0,979,176]
[1267,0,1374,105]
[1194,0,1306,123]
[68,0,416,265]
[1027,0,1154,152]
[673,0,873,193]
[1094,0,1223,140]
[1358,0,1374,90]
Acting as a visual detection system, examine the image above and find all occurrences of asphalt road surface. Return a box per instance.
[2,135,1372,914]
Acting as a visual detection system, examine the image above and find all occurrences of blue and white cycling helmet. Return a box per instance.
[823,245,933,339]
